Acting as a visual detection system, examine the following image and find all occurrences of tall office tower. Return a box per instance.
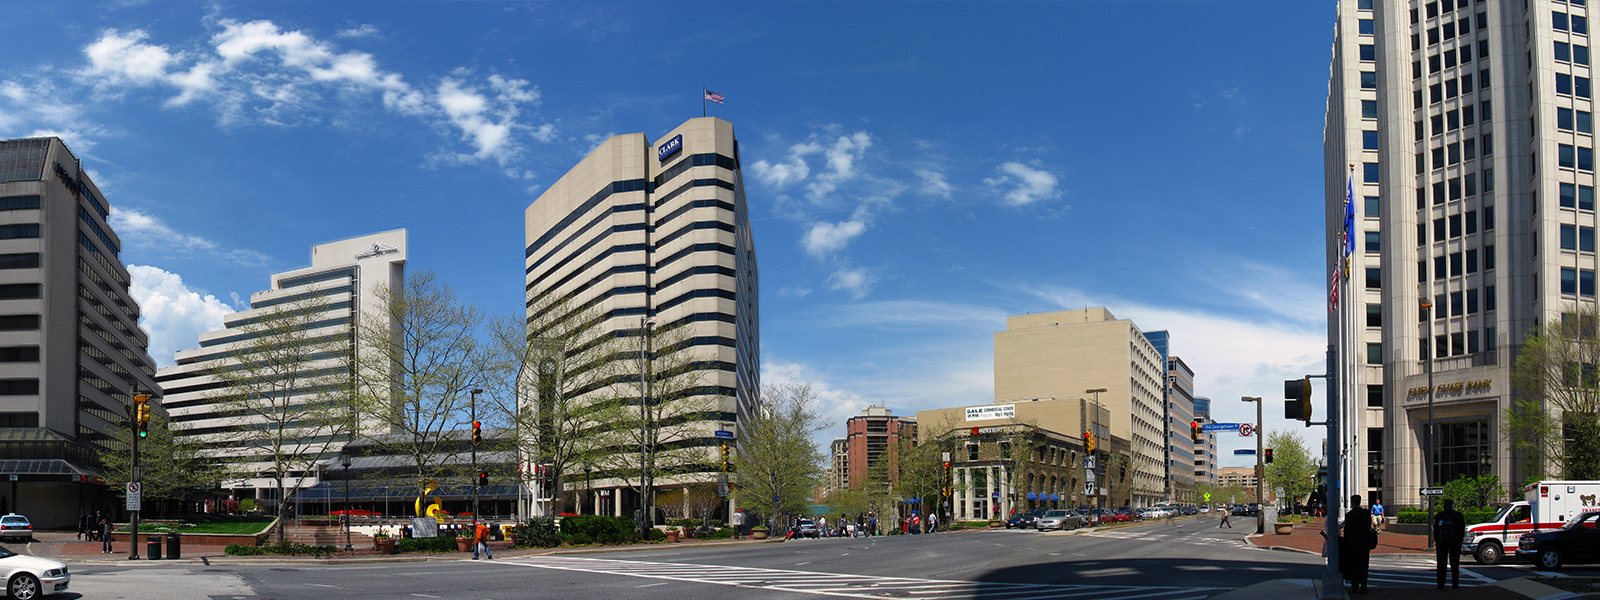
[993,307,1168,507]
[1192,396,1219,485]
[158,230,406,507]
[1326,0,1546,508]
[0,137,158,527]
[1164,356,1197,503]
[524,117,759,517]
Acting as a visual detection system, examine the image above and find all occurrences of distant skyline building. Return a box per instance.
[158,230,407,506]
[1163,355,1197,503]
[1325,0,1540,507]
[523,117,759,518]
[837,406,916,491]
[0,137,159,528]
[993,307,1168,507]
[1192,396,1218,485]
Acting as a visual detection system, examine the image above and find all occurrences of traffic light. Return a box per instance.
[1084,431,1096,453]
[134,393,152,438]
[720,443,730,472]
[471,420,482,445]
[478,471,489,486]
[1284,378,1313,422]
[1190,420,1203,443]
[1264,448,1274,464]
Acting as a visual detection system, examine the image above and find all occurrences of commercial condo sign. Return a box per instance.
[965,404,1015,421]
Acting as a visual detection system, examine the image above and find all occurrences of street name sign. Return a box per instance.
[1233,449,1257,455]
[1420,487,1446,496]
[1201,423,1240,432]
[713,430,734,439]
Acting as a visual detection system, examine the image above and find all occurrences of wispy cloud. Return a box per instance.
[828,267,875,300]
[111,207,272,267]
[336,24,380,39]
[984,161,1061,207]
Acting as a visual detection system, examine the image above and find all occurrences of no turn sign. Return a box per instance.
[126,481,141,511]
[1239,423,1254,437]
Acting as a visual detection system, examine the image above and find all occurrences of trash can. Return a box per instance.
[166,532,181,560]
[146,536,161,560]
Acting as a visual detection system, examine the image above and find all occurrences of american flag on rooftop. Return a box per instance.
[704,90,725,104]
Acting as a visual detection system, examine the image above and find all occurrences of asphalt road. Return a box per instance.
[47,516,1599,599]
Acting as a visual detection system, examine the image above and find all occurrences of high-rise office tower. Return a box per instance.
[1326,0,1548,508]
[0,137,159,527]
[524,117,758,517]
[158,230,406,507]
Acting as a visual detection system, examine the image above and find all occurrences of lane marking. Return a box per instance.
[636,582,668,588]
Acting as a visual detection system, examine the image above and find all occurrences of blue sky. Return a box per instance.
[0,1,1340,468]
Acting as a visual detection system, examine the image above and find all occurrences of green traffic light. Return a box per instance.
[138,431,147,438]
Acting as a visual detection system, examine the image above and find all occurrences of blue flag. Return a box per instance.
[1343,175,1355,257]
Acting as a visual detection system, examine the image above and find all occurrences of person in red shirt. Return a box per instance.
[472,522,493,560]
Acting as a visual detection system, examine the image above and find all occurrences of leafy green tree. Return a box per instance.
[730,383,829,530]
[1442,474,1506,508]
[1509,302,1600,480]
[1265,430,1316,511]
[97,410,229,512]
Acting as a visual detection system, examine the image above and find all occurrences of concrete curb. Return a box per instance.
[58,536,789,566]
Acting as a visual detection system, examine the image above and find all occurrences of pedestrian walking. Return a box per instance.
[1371,500,1385,532]
[1434,498,1466,590]
[472,521,493,560]
[869,513,877,536]
[928,513,938,533]
[76,511,87,541]
[1341,495,1374,594]
[99,515,113,554]
[732,509,744,540]
[1220,508,1231,528]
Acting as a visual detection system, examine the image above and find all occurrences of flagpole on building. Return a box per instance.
[702,87,707,118]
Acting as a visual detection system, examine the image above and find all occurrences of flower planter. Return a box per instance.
[665,530,679,543]
[1274,523,1295,535]
[750,529,769,540]
[457,538,473,551]
[375,539,396,554]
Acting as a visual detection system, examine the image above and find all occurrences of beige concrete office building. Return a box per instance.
[524,117,758,518]
[917,397,1112,519]
[158,230,406,504]
[0,137,159,528]
[993,308,1168,507]
[1325,0,1569,508]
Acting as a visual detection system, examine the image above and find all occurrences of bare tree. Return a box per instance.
[207,295,355,541]
[481,290,624,516]
[351,270,484,503]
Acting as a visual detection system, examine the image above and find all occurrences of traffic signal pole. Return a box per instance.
[129,392,150,560]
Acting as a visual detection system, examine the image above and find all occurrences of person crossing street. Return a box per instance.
[472,521,493,560]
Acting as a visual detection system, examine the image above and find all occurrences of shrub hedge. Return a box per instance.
[397,537,458,553]
[1393,506,1498,524]
[224,541,337,556]
[558,515,638,544]
[513,517,562,549]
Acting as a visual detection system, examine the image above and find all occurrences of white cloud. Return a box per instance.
[984,161,1061,206]
[806,132,871,200]
[762,358,873,445]
[111,207,272,266]
[128,265,232,367]
[336,24,380,39]
[828,267,875,300]
[916,168,952,199]
[803,217,868,257]
[81,29,178,87]
[749,142,816,188]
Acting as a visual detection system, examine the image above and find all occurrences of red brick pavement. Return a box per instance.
[1249,518,1436,555]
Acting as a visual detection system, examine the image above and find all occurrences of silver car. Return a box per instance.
[1035,509,1086,531]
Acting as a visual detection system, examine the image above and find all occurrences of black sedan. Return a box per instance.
[1516,510,1600,569]
[1006,508,1048,529]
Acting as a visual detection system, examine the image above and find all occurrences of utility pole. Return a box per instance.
[1422,298,1436,551]
[1241,396,1265,535]
[129,391,150,560]
[470,388,482,527]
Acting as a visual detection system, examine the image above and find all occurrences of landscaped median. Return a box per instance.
[108,516,275,548]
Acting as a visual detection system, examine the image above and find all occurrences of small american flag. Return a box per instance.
[705,90,725,104]
[1328,267,1340,313]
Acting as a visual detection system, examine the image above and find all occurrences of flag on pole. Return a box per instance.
[705,90,725,104]
[1343,173,1355,258]
[1329,267,1340,313]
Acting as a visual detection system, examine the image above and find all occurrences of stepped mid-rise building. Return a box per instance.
[0,137,159,528]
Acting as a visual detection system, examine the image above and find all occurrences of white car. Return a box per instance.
[0,515,31,542]
[0,546,68,599]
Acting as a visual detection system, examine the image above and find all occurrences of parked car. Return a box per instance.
[1006,508,1048,529]
[1516,510,1600,569]
[1111,508,1136,522]
[0,515,31,543]
[0,545,68,598]
[1035,509,1087,531]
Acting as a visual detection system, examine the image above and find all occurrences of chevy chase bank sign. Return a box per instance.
[966,404,1016,421]
[1407,379,1492,397]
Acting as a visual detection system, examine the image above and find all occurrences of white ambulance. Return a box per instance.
[1464,480,1600,564]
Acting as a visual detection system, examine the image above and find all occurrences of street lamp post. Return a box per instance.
[1242,396,1264,535]
[639,317,657,537]
[471,388,483,527]
[339,447,353,553]
[1422,298,1436,550]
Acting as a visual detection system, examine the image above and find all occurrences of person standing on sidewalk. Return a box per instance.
[471,521,493,560]
[99,515,112,554]
[1371,500,1385,532]
[1434,499,1466,590]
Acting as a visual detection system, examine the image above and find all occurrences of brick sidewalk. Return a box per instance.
[1249,518,1436,555]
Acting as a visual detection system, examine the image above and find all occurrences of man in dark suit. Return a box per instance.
[1434,498,1467,589]
[1342,495,1373,594]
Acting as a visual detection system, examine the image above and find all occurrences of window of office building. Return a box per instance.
[1368,427,1385,489]
[1368,384,1384,408]
[1435,420,1490,483]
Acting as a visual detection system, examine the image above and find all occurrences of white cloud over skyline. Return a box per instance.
[128,264,232,367]
[985,161,1061,206]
